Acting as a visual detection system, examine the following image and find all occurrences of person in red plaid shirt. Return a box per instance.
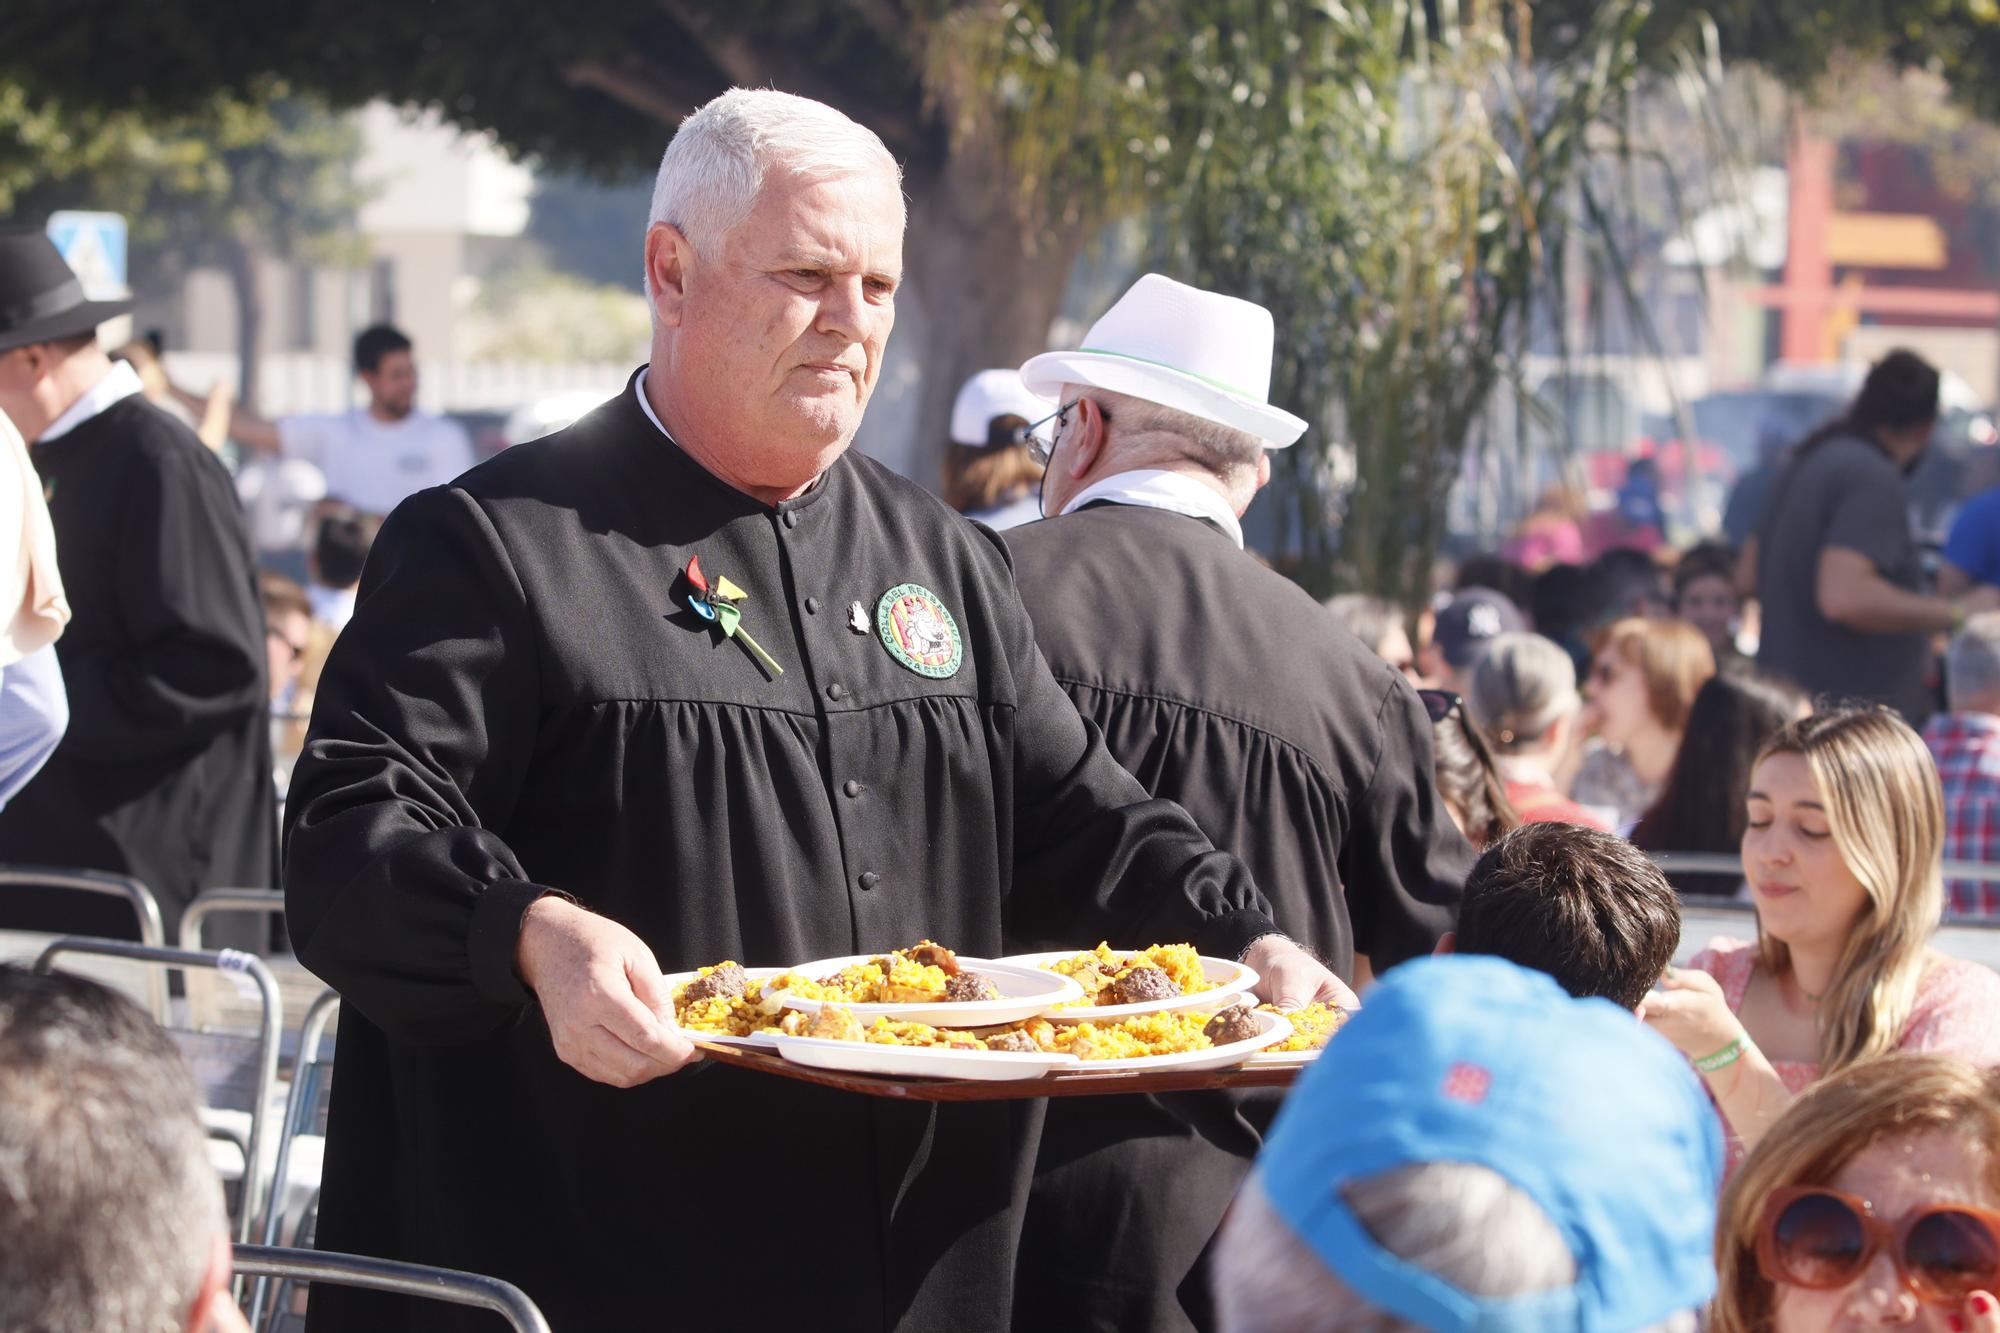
[1924,612,2000,918]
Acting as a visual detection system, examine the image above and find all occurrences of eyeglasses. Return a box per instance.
[1016,399,1104,467]
[1417,688,1463,725]
[1756,1186,2000,1305]
[267,628,307,665]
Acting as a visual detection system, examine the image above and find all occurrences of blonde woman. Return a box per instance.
[1713,1054,2000,1332]
[1643,707,2000,1169]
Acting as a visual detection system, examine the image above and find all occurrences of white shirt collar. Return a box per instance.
[37,360,145,444]
[634,368,672,442]
[307,583,357,631]
[1058,468,1245,549]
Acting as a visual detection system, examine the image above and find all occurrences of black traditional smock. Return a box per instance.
[0,395,274,942]
[1007,501,1471,1331]
[282,373,1280,1332]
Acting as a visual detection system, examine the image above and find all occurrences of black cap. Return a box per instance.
[0,230,132,354]
[1433,586,1527,669]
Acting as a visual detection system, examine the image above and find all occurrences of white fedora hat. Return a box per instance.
[1018,273,1307,448]
[950,368,1047,446]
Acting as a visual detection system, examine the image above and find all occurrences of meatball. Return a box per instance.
[983,1030,1041,1054]
[1110,966,1181,1005]
[679,962,747,1006]
[944,971,997,1003]
[1202,1005,1261,1046]
[906,941,962,975]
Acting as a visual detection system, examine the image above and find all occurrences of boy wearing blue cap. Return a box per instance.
[1214,956,1722,1333]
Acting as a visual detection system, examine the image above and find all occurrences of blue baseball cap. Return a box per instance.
[1258,956,1722,1332]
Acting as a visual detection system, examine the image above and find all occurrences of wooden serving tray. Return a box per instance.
[692,1040,1310,1101]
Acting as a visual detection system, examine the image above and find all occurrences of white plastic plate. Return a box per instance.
[664,965,793,1049]
[772,1033,1080,1081]
[996,949,1260,1021]
[1060,1005,1291,1073]
[764,955,1084,1027]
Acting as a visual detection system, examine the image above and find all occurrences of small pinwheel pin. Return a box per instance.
[685,555,784,678]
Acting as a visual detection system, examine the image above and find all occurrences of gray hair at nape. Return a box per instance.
[1948,610,2000,709]
[1213,1168,1706,1333]
[0,966,223,1333]
[644,87,904,294]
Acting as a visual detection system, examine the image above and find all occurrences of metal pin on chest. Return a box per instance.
[847,601,870,634]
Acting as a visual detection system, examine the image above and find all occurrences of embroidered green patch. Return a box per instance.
[876,583,963,679]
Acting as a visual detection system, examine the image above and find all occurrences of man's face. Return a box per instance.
[360,350,418,419]
[663,167,903,470]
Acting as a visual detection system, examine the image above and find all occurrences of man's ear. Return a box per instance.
[1255,452,1272,492]
[1067,396,1108,481]
[646,222,696,328]
[1432,931,1456,956]
[184,1229,247,1333]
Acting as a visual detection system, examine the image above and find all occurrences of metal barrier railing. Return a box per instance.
[233,1244,553,1333]
[179,888,287,952]
[249,988,339,1329]
[33,938,282,1244]
[0,866,169,1019]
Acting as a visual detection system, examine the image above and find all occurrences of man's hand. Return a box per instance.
[516,897,698,1087]
[1243,935,1361,1011]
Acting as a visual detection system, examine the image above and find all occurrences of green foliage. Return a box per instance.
[464,264,652,364]
[0,80,367,293]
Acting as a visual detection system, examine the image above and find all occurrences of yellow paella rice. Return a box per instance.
[672,964,787,1037]
[1257,1001,1348,1052]
[861,1018,987,1050]
[777,952,953,1005]
[1045,941,1215,1006]
[1039,1010,1217,1060]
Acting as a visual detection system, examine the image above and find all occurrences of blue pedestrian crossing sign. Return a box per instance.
[45,211,129,300]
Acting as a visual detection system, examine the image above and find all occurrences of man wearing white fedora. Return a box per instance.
[1006,273,1471,1333]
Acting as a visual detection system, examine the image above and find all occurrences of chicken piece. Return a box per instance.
[1110,965,1181,1005]
[944,971,997,1003]
[938,1030,985,1050]
[805,1005,864,1042]
[905,941,962,975]
[1202,1004,1261,1046]
[679,962,747,1006]
[982,1029,1041,1054]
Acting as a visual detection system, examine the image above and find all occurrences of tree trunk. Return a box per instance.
[900,140,1093,493]
[222,233,263,410]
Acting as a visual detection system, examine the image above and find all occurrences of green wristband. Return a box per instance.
[1695,1036,1746,1074]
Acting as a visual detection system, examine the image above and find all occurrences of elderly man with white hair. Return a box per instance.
[284,88,1346,1330]
[1924,610,2000,918]
[1004,273,1466,1330]
[1214,956,1721,1333]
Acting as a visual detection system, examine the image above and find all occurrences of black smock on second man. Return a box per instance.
[282,372,1285,1331]
[1007,500,1472,1331]
[0,390,274,942]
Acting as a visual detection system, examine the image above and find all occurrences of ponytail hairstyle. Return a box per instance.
[1791,349,1940,463]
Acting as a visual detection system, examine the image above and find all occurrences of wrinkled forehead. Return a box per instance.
[731,167,906,273]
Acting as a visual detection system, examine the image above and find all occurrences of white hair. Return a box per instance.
[644,87,904,296]
[1948,611,2000,710]
[1215,1168,1703,1333]
[1467,631,1581,753]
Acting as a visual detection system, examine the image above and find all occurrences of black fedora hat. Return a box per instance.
[0,229,133,354]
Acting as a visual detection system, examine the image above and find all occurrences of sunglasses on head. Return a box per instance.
[1757,1186,2000,1305]
[1417,689,1462,725]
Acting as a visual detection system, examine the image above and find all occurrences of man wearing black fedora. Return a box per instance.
[0,230,274,943]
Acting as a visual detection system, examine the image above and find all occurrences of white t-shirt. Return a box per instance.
[276,409,474,517]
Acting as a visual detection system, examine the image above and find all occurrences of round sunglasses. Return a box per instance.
[1757,1186,2000,1304]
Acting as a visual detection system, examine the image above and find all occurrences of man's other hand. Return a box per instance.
[516,897,698,1087]
[1243,935,1362,1011]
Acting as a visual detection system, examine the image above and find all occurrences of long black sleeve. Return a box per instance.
[1341,675,1471,968]
[283,487,551,1044]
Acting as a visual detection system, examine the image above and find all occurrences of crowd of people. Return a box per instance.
[3,84,2000,1332]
